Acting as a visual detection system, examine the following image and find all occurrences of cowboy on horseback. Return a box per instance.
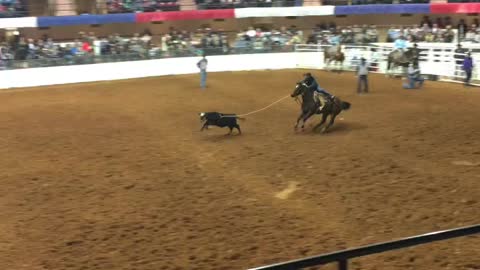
[394,36,407,53]
[329,33,342,57]
[302,73,335,110]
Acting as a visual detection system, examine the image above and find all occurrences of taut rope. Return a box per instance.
[232,95,291,118]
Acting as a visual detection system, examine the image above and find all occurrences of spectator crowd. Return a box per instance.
[107,0,180,13]
[322,0,430,5]
[232,26,304,51]
[0,23,377,69]
[0,0,26,17]
[387,16,480,43]
[106,0,300,13]
[195,0,297,9]
[306,23,379,45]
[0,27,233,69]
[4,0,480,18]
[2,16,480,69]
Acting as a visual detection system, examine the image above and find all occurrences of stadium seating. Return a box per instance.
[447,0,480,2]
[106,0,180,13]
[0,0,26,17]
[194,0,300,10]
[323,0,430,4]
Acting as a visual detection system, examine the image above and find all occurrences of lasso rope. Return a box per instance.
[236,95,291,118]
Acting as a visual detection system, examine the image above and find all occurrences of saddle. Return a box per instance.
[314,94,331,106]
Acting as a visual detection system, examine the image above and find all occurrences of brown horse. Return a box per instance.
[387,47,419,76]
[291,82,351,133]
[324,45,345,72]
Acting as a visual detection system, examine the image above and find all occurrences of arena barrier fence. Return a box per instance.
[294,43,480,86]
[248,224,480,270]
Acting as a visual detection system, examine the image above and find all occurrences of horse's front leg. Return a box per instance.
[200,122,208,131]
[295,112,304,131]
[301,110,316,131]
[322,114,338,133]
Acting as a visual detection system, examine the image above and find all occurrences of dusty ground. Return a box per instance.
[0,70,479,270]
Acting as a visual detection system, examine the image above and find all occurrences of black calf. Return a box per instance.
[199,112,244,135]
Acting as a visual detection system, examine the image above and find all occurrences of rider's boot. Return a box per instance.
[318,97,324,111]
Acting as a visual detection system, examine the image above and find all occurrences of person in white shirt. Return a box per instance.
[356,57,369,94]
[197,54,208,89]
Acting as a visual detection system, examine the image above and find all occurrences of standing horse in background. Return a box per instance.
[291,83,351,133]
[387,48,419,76]
[324,45,345,72]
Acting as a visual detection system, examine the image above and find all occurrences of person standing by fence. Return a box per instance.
[454,44,467,78]
[197,54,208,89]
[403,63,424,89]
[356,57,369,94]
[463,52,474,87]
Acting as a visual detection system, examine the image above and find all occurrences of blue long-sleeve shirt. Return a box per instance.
[303,77,332,96]
[329,35,340,45]
[394,39,407,50]
[463,57,473,71]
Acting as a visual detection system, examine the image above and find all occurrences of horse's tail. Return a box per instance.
[341,102,351,111]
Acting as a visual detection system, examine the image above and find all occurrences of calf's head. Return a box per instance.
[199,112,207,122]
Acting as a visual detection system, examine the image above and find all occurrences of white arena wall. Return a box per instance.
[0,53,305,89]
[0,44,478,89]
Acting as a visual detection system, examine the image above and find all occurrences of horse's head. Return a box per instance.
[291,82,307,98]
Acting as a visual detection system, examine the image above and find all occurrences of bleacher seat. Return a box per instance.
[0,0,26,17]
[106,0,180,13]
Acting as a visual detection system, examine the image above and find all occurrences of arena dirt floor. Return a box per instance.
[0,70,479,270]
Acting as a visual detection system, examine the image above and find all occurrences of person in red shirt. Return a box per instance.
[82,41,92,53]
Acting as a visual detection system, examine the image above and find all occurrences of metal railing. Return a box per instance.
[0,44,295,70]
[248,224,480,270]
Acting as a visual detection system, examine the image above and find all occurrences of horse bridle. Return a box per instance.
[292,83,310,106]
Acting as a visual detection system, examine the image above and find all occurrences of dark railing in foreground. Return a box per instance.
[0,45,294,71]
[248,224,480,270]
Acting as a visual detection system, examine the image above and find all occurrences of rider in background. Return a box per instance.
[394,36,408,53]
[302,73,335,109]
[329,32,341,46]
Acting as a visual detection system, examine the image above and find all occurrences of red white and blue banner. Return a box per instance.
[1,3,480,29]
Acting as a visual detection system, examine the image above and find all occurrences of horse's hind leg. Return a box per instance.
[227,127,233,135]
[313,113,328,132]
[301,111,315,131]
[322,114,338,133]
